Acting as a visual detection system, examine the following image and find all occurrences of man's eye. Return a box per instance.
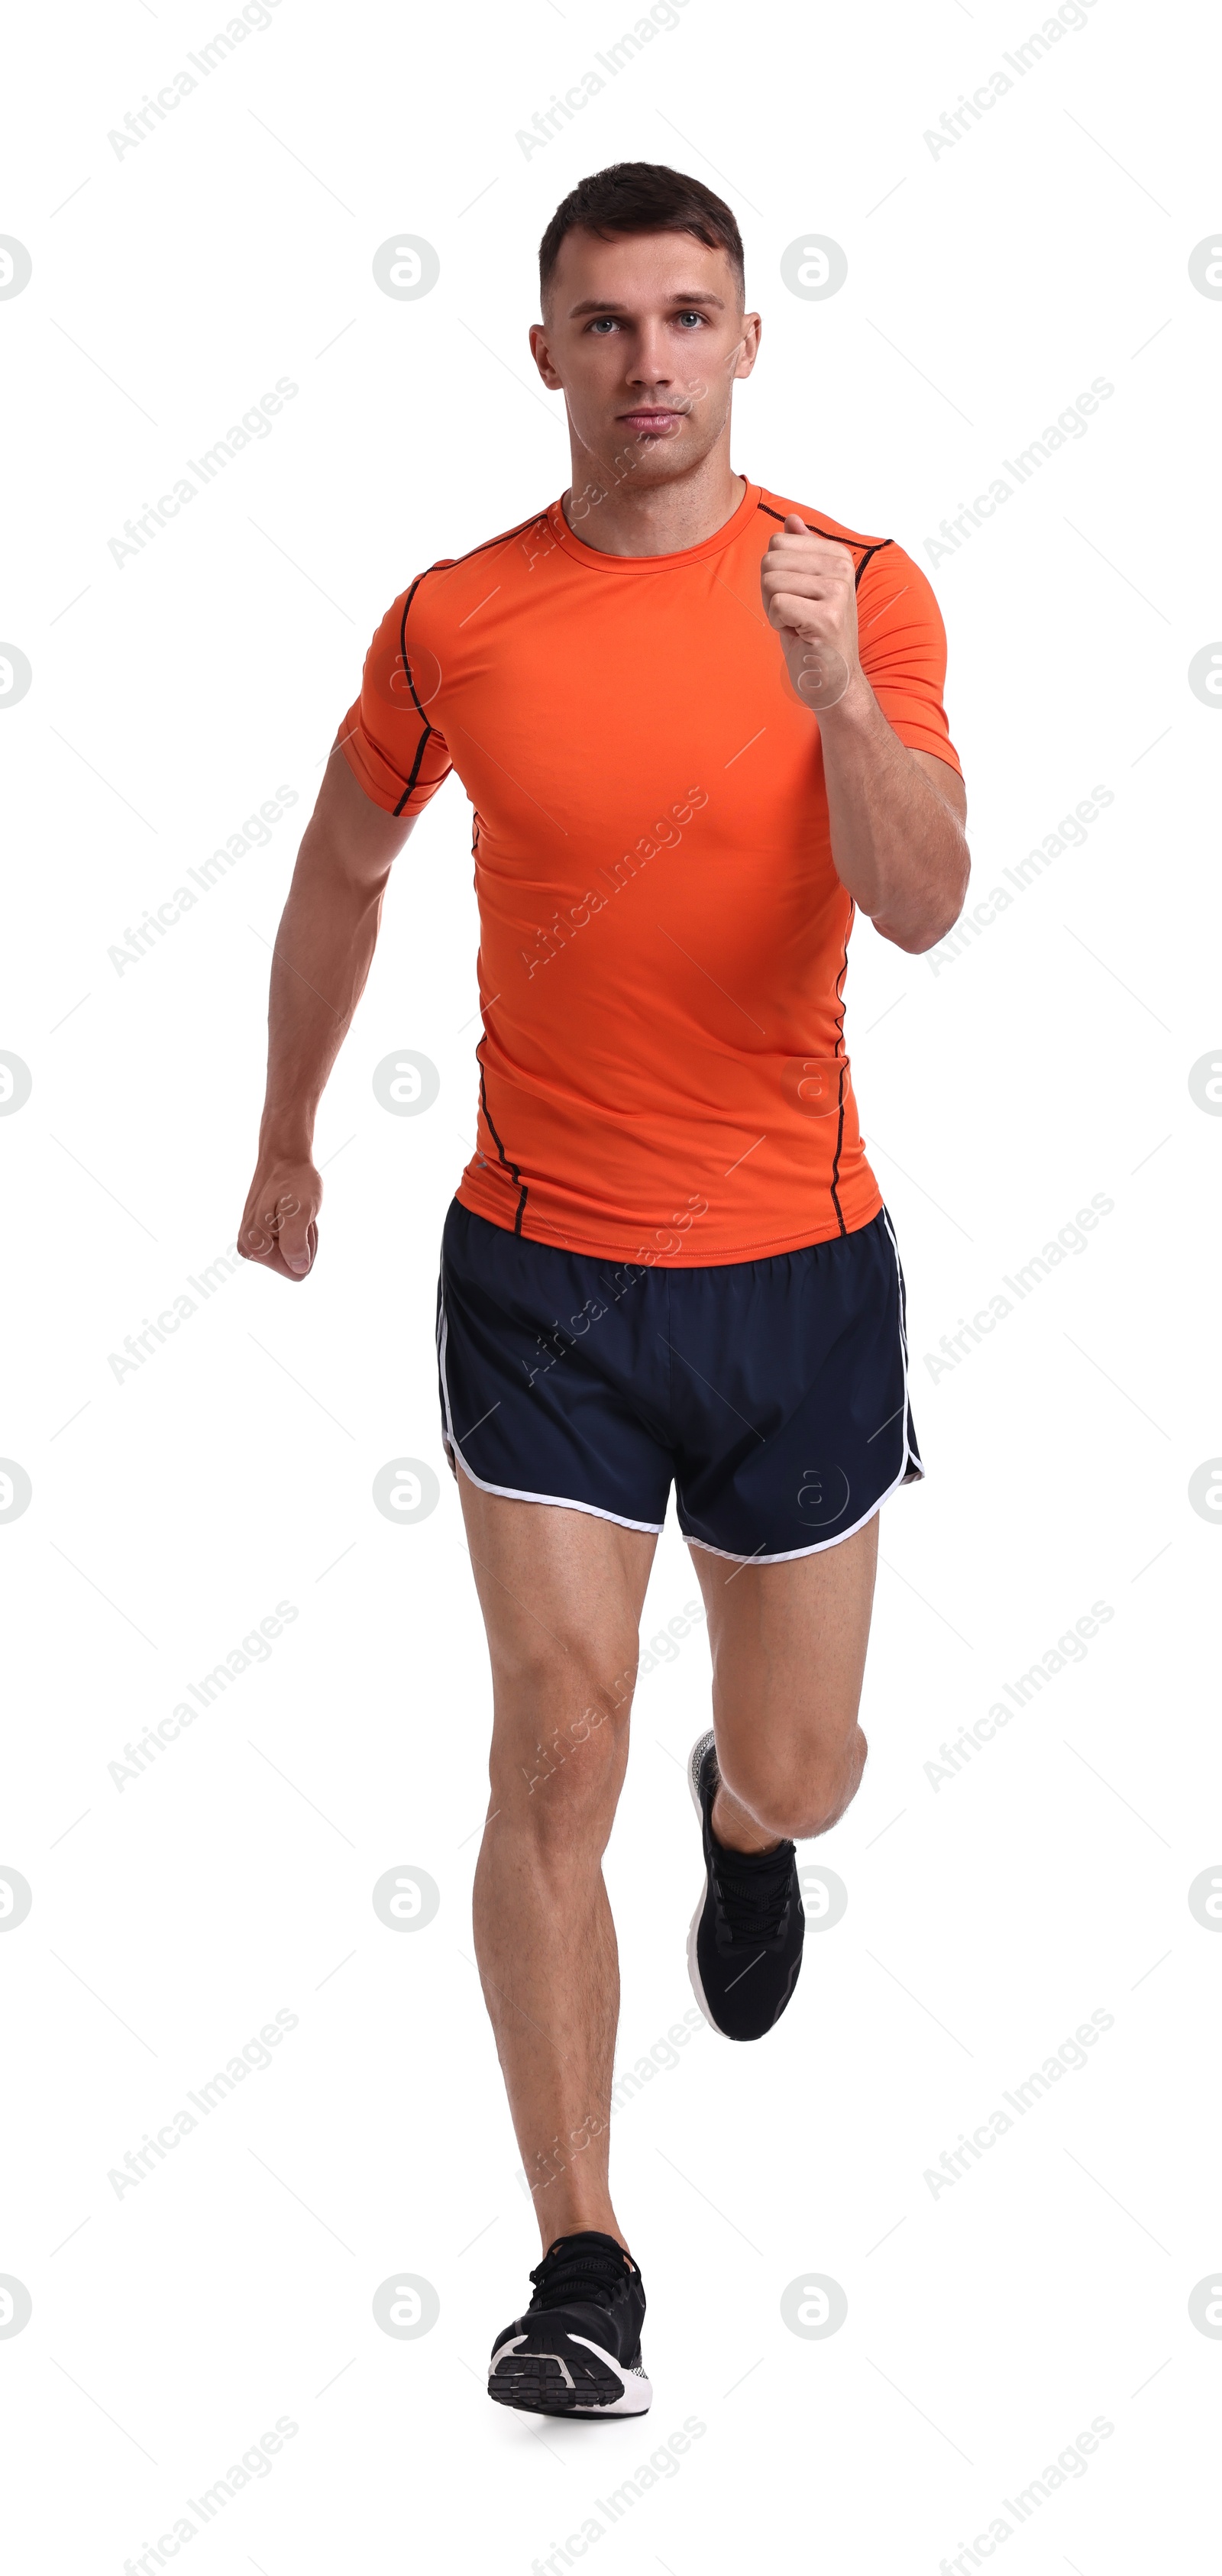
[587,317,617,333]
[676,311,706,327]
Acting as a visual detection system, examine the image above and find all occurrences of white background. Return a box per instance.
[2,0,1220,2568]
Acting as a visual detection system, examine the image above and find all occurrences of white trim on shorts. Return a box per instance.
[436,1294,664,1536]
[436,1204,920,1558]
[682,1200,923,1564]
[684,1482,892,1566]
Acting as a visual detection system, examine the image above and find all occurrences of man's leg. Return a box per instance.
[457,1466,657,2250]
[689,1512,879,1852]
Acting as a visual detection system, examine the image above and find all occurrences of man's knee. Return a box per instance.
[493,1624,635,1711]
[722,1722,867,1842]
[493,1637,637,1825]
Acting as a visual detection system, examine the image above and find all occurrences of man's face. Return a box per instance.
[529,228,760,489]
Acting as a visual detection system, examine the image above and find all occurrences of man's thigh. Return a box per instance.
[455,1467,658,1817]
[687,1512,879,1785]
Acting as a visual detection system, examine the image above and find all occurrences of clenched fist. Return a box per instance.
[760,515,862,713]
[238,1155,322,1280]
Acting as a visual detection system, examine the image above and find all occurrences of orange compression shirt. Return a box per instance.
[340,479,961,1265]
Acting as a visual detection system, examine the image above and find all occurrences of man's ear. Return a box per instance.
[732,311,762,380]
[529,321,564,389]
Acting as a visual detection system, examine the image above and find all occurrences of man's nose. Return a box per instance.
[627,328,675,386]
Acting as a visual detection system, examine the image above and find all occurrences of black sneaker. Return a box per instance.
[687,1730,804,2041]
[487,2230,651,2416]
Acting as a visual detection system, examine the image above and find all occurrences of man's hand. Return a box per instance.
[238,1154,322,1279]
[760,515,970,949]
[236,739,419,1284]
[760,515,861,711]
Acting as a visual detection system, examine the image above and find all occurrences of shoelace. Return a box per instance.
[711,1842,795,1947]
[529,2238,633,2313]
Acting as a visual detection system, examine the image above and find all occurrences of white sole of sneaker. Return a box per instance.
[488,2329,653,2415]
[686,1731,723,2037]
[568,2333,654,2413]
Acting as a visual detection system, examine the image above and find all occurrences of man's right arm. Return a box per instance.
[238,739,418,1280]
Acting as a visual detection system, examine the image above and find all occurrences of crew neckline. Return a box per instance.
[548,477,761,572]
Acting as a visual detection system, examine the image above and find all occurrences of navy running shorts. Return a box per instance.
[435,1199,923,1563]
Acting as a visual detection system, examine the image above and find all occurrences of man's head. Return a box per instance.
[530,161,759,491]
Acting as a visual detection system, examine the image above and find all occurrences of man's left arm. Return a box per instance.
[761,516,969,955]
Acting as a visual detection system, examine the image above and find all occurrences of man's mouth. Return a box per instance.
[618,406,685,434]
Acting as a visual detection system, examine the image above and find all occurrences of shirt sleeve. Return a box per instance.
[338,580,454,816]
[855,544,962,775]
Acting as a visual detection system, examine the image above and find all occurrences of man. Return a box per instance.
[239,161,968,2419]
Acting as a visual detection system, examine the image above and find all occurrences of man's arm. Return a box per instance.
[238,741,417,1279]
[760,516,970,954]
[816,703,968,953]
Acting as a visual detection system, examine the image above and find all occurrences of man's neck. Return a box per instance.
[561,446,746,559]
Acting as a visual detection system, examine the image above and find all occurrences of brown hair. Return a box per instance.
[539,161,744,307]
